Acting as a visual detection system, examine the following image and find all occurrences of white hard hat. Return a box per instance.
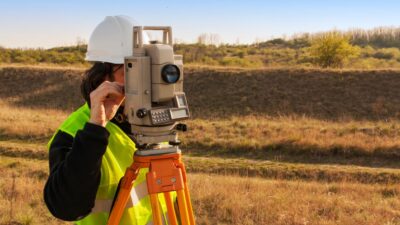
[85,15,149,64]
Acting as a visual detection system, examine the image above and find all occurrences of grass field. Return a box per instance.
[0,66,400,224]
[1,156,399,225]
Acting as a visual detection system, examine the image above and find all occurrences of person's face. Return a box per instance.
[112,65,124,84]
[109,64,125,106]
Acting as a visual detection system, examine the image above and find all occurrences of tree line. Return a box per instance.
[1,27,400,68]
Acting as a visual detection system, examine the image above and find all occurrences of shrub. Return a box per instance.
[310,32,359,68]
[220,57,262,68]
[372,48,400,60]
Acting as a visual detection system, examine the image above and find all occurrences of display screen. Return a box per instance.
[171,108,188,119]
[177,95,186,107]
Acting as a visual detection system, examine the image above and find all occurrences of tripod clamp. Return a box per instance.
[107,145,195,225]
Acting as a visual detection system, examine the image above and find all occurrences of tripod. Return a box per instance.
[107,146,195,225]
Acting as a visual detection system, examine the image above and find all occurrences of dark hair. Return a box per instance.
[80,62,118,106]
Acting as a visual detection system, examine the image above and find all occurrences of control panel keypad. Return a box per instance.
[150,109,171,125]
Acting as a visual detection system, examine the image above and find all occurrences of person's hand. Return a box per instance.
[88,81,125,127]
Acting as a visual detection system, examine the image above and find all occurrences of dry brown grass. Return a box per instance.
[0,157,67,225]
[3,66,400,120]
[1,66,400,224]
[0,66,400,182]
[182,116,400,159]
[4,66,400,149]
[189,173,400,225]
[1,156,399,225]
[2,99,400,183]
[0,63,89,70]
[0,101,68,142]
[184,156,400,184]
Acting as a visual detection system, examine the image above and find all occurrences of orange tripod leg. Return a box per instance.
[149,194,163,225]
[177,190,190,225]
[178,161,195,225]
[184,183,195,225]
[107,152,196,225]
[107,164,140,225]
[164,192,179,225]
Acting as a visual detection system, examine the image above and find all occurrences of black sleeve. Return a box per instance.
[44,122,110,221]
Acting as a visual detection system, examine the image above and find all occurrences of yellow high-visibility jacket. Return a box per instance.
[49,104,169,225]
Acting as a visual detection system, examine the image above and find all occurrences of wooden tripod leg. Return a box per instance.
[164,192,178,225]
[107,165,140,225]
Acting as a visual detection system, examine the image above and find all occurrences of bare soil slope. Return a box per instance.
[2,67,400,121]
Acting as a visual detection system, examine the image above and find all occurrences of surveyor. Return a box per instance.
[44,15,164,225]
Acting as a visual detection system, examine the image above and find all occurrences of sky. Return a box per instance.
[1,0,400,48]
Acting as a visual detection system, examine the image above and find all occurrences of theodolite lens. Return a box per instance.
[161,64,180,84]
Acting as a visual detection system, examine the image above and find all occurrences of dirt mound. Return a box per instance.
[0,67,84,111]
[187,68,400,120]
[1,66,400,120]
